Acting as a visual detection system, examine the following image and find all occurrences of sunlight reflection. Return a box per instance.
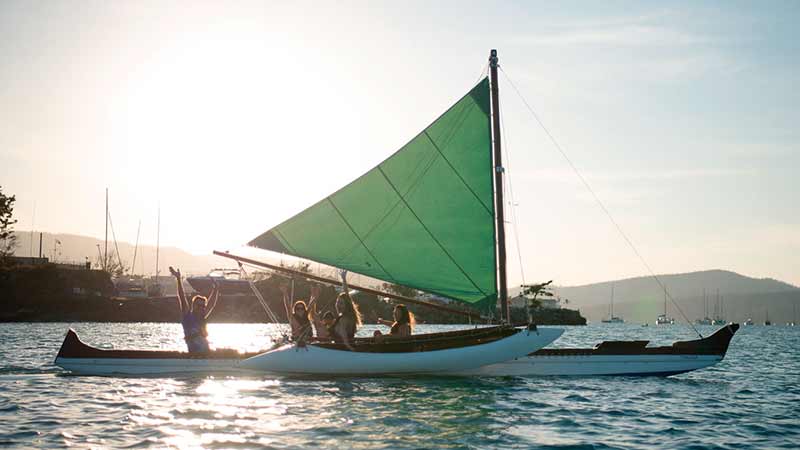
[207,323,280,353]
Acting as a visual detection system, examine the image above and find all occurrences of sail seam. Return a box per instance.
[423,130,493,216]
[273,228,298,254]
[325,197,397,283]
[331,149,440,264]
[376,165,489,297]
[329,103,471,264]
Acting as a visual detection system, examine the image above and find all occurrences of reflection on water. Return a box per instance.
[0,323,798,449]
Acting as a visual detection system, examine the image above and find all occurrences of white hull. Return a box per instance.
[56,327,563,376]
[454,353,723,377]
[239,327,563,375]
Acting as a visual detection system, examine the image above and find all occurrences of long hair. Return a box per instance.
[292,300,310,322]
[395,304,415,331]
[191,295,207,313]
[337,293,362,327]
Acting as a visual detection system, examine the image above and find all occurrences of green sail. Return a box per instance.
[249,78,497,312]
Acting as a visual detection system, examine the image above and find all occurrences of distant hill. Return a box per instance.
[13,230,228,276]
[544,270,799,324]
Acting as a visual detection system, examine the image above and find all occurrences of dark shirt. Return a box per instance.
[292,313,313,342]
[182,311,209,352]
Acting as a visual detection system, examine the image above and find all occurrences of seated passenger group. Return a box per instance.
[280,282,414,345]
[169,263,416,353]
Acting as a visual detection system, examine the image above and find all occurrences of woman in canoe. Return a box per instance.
[280,282,313,343]
[377,304,415,337]
[307,285,336,341]
[331,292,362,347]
[170,266,219,353]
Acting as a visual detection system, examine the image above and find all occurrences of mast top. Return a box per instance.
[489,49,498,68]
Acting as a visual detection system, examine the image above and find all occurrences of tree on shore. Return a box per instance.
[0,186,17,263]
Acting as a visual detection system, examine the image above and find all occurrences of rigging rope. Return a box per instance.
[497,87,526,286]
[238,263,288,333]
[106,210,124,271]
[499,66,703,338]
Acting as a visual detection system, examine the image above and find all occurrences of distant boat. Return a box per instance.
[187,268,253,295]
[711,290,726,325]
[601,284,624,324]
[764,308,772,326]
[743,318,754,326]
[656,314,675,325]
[656,289,674,325]
[696,288,713,325]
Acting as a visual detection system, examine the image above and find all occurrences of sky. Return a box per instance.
[1,1,798,287]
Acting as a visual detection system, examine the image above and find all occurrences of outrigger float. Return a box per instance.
[55,50,739,377]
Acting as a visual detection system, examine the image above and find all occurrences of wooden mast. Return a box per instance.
[489,49,509,322]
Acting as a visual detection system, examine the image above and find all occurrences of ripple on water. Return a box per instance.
[1,322,799,449]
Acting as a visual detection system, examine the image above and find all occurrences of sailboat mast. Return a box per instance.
[155,206,160,278]
[104,188,108,271]
[610,284,615,318]
[132,220,141,277]
[489,49,509,322]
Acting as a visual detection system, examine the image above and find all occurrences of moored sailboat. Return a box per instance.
[656,289,674,325]
[601,284,624,324]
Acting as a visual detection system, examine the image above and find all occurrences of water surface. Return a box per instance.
[0,322,797,449]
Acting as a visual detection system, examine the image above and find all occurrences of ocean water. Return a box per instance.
[0,322,797,449]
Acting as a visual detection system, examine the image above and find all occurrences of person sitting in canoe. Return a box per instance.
[170,266,219,353]
[331,292,362,347]
[377,304,415,337]
[279,282,313,343]
[307,285,335,341]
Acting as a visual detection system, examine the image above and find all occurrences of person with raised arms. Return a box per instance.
[170,266,219,353]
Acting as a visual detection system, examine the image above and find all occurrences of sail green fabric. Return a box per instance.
[250,78,497,312]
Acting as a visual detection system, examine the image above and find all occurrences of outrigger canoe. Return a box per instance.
[456,323,740,376]
[54,325,563,376]
[55,324,738,377]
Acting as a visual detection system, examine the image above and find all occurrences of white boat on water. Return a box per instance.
[55,50,562,377]
[600,285,624,324]
[53,50,741,379]
[56,324,738,377]
[656,314,674,325]
[656,290,674,325]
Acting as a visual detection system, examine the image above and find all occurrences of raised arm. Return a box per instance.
[204,281,220,319]
[308,284,321,319]
[170,266,188,314]
[339,269,348,294]
[376,318,394,327]
[279,282,291,321]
